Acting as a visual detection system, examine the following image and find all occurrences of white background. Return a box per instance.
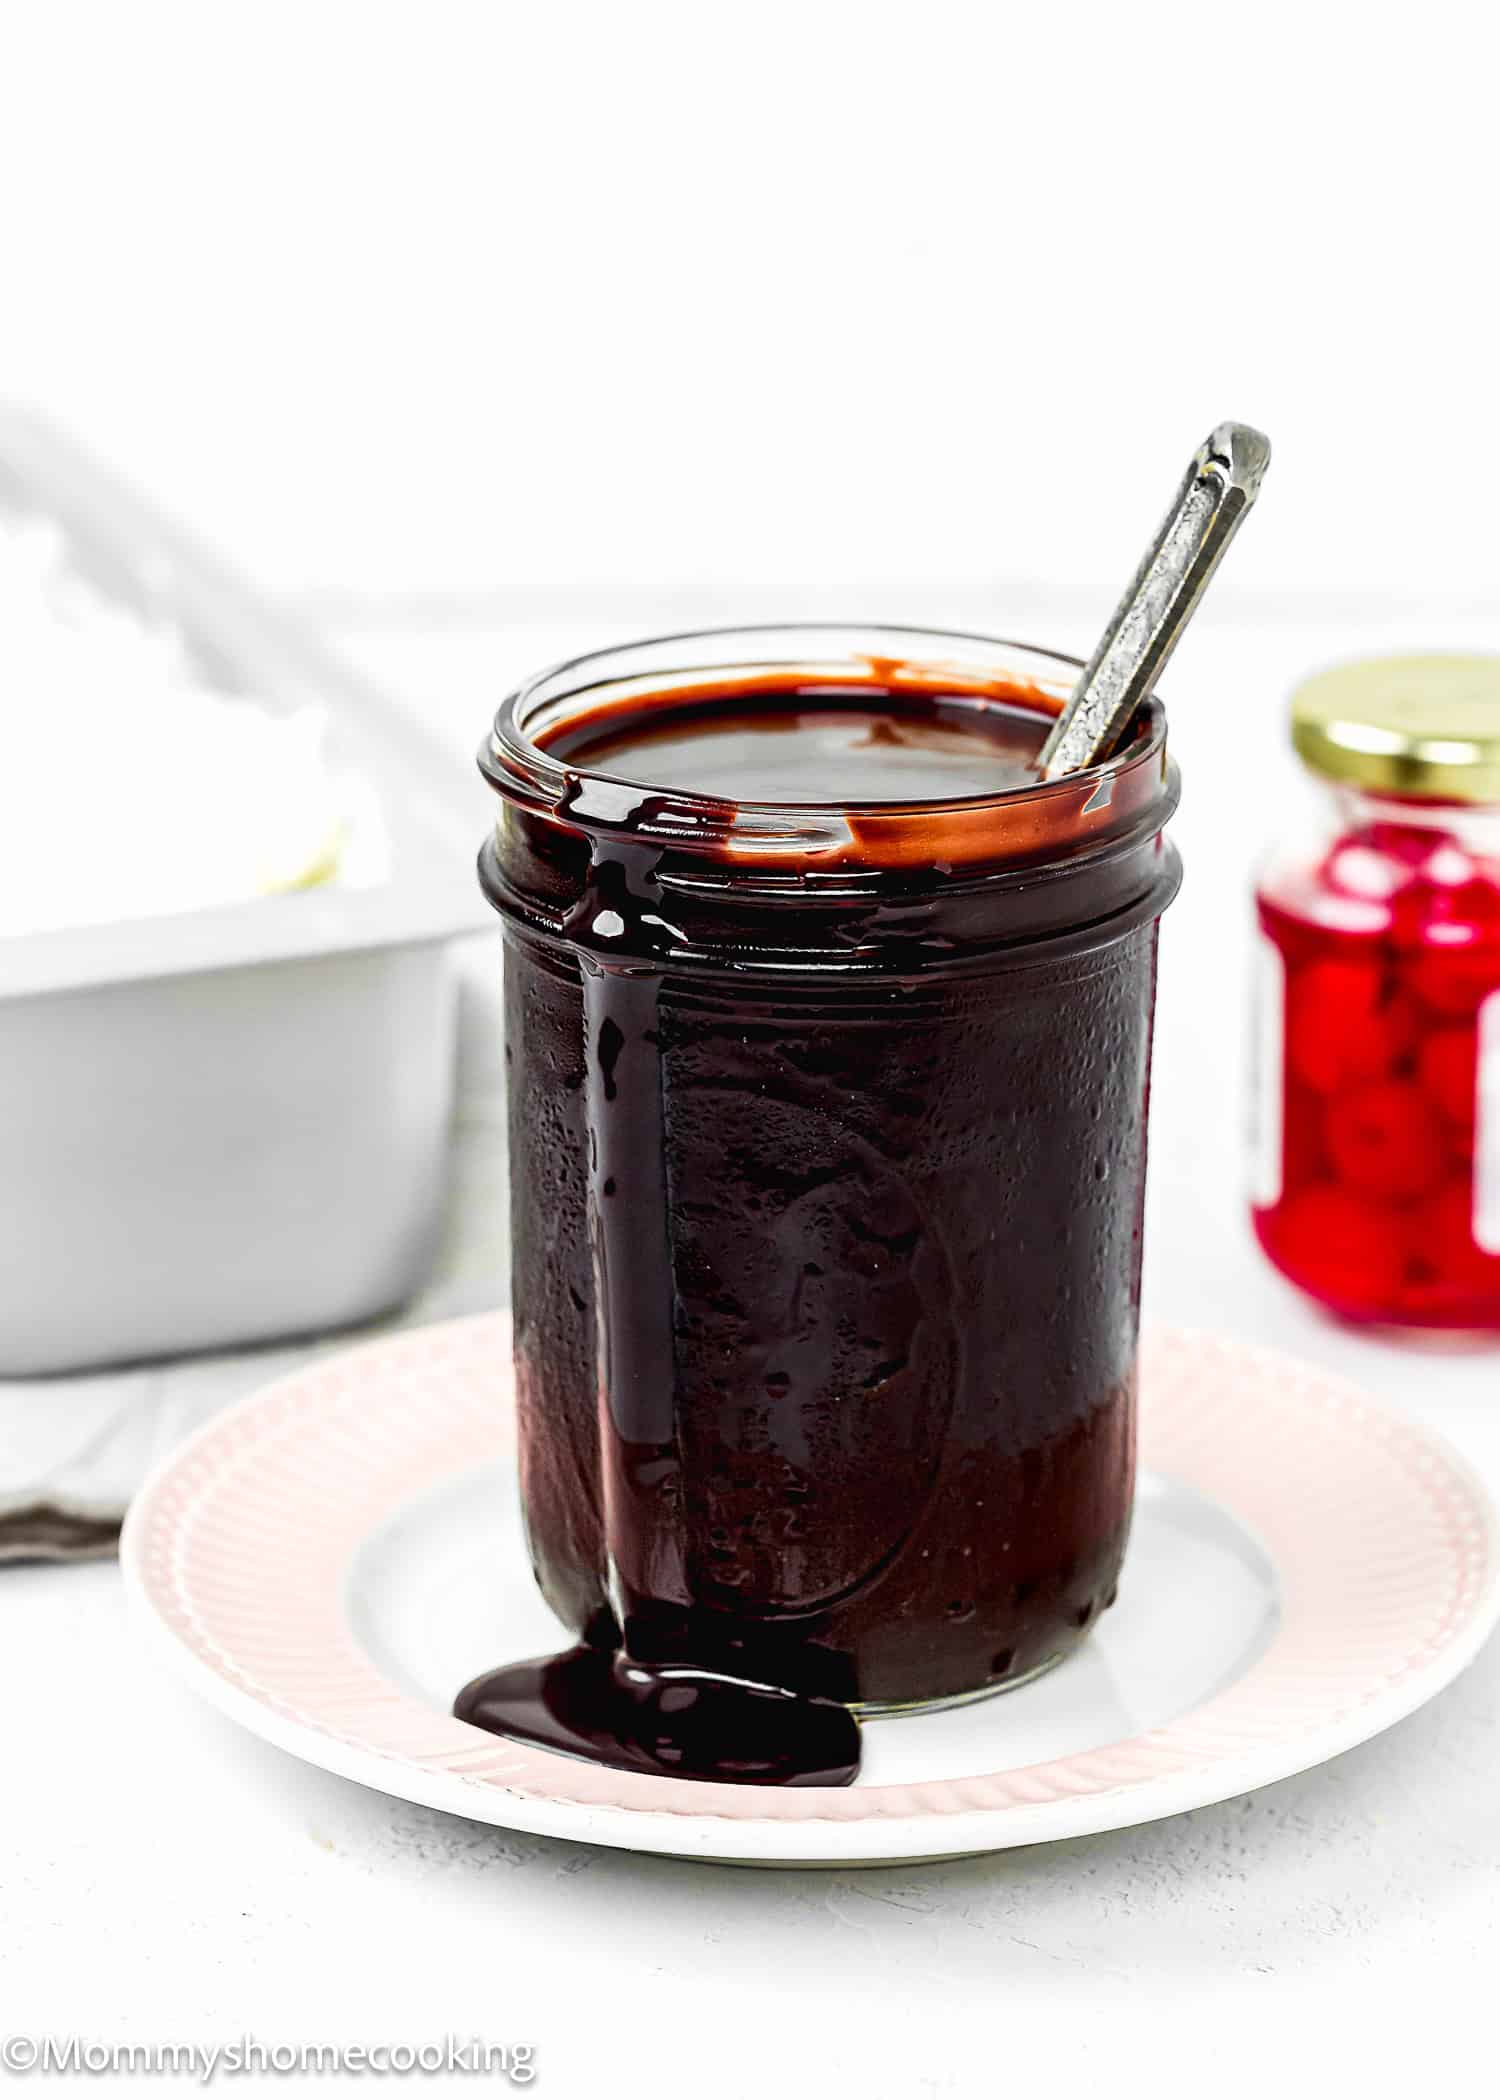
[4,0,1497,616]
[5,6,1500,2099]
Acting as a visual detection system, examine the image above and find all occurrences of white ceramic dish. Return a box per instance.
[0,407,491,1373]
[122,1314,1500,1867]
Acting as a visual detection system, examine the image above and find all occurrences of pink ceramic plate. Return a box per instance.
[122,1316,1500,1866]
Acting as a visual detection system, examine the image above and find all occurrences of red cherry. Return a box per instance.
[1325,1079,1446,1200]
[1407,1182,1500,1301]
[1401,860,1500,1017]
[1410,934,1500,1022]
[1321,835,1418,905]
[1417,1026,1478,1130]
[1361,819,1453,871]
[1285,961,1414,1094]
[1265,1183,1407,1306]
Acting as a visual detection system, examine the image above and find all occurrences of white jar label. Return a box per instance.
[1474,991,1500,1252]
[1248,930,1284,1209]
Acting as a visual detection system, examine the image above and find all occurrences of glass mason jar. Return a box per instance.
[1253,654,1500,1328]
[479,625,1182,1711]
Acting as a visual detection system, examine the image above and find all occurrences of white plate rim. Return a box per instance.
[120,1315,1500,1866]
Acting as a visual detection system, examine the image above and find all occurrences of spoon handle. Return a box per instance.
[1038,421,1271,781]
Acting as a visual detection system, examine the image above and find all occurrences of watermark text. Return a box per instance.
[1,2035,536,2084]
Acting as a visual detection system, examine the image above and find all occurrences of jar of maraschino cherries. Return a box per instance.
[1253,655,1500,1329]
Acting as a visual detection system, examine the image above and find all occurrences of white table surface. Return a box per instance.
[5,599,1499,2098]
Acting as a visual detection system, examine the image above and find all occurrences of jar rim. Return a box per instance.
[480,622,1172,870]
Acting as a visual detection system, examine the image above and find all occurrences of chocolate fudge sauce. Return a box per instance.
[465,642,1180,1787]
[572,695,1043,802]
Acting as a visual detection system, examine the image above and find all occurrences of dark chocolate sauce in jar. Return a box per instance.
[569,694,1043,803]
[463,654,1180,1787]
[461,756,873,1788]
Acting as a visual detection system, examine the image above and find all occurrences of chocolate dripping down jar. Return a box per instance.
[478,625,1182,1713]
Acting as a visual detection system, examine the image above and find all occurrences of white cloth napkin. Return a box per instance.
[0,941,509,1561]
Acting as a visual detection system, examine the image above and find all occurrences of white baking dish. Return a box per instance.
[0,408,492,1375]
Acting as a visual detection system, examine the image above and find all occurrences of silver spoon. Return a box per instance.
[1037,421,1271,781]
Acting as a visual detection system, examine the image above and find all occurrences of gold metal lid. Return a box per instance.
[1291,654,1500,803]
